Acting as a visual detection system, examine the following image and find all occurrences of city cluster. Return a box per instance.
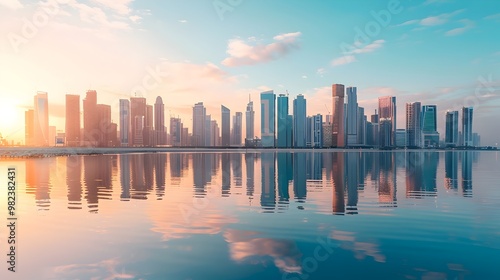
[22,84,480,149]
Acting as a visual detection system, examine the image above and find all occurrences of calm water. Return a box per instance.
[0,151,499,280]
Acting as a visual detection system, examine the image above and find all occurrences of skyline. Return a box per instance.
[1,0,500,145]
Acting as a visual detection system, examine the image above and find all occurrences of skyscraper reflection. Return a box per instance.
[462,151,473,197]
[169,153,183,185]
[345,152,359,214]
[260,152,276,212]
[221,153,231,197]
[25,158,52,210]
[331,152,345,215]
[277,153,291,205]
[120,154,131,201]
[193,153,213,196]
[83,155,113,212]
[231,153,242,187]
[378,152,397,207]
[154,153,167,199]
[130,154,147,200]
[293,153,307,203]
[245,153,255,199]
[445,151,458,190]
[66,156,82,209]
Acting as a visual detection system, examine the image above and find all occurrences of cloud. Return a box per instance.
[221,32,301,67]
[0,0,22,10]
[445,19,474,36]
[50,258,135,280]
[91,0,133,15]
[178,19,188,23]
[316,68,326,77]
[484,13,500,21]
[397,9,464,27]
[129,15,141,23]
[331,40,385,66]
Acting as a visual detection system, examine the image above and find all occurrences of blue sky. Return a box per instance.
[0,0,499,145]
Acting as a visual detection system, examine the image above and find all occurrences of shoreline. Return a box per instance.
[0,146,497,158]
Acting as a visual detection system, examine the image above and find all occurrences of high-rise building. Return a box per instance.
[211,120,220,146]
[322,120,333,148]
[472,133,480,147]
[422,105,439,147]
[370,110,379,147]
[83,90,98,146]
[462,107,473,147]
[445,111,459,147]
[193,102,206,147]
[309,114,323,148]
[25,109,34,146]
[378,96,396,147]
[143,104,154,147]
[34,92,49,146]
[170,117,183,146]
[119,99,130,147]
[395,129,406,147]
[346,87,358,146]
[293,94,307,147]
[154,96,166,146]
[260,90,276,147]
[277,94,289,148]
[358,107,366,145]
[232,112,242,146]
[406,102,422,148]
[65,94,80,147]
[332,84,345,147]
[130,97,146,146]
[205,115,212,147]
[245,98,255,141]
[96,104,111,147]
[221,105,231,146]
[286,115,293,148]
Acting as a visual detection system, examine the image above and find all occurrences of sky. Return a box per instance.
[0,0,499,145]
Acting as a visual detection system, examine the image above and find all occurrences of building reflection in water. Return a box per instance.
[120,154,131,201]
[245,153,256,201]
[231,153,242,187]
[193,153,213,196]
[66,156,82,209]
[169,153,185,186]
[406,152,438,198]
[154,153,166,199]
[221,153,231,197]
[378,152,397,207]
[461,151,473,197]
[277,153,291,210]
[260,152,276,212]
[331,152,345,215]
[26,158,52,210]
[445,151,458,190]
[293,153,307,205]
[130,154,147,200]
[345,152,359,214]
[83,155,113,212]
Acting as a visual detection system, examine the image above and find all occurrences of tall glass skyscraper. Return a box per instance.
[260,91,276,147]
[119,99,130,147]
[192,102,206,147]
[332,84,345,147]
[221,105,230,146]
[378,96,396,147]
[130,96,146,147]
[154,96,166,146]
[406,102,422,148]
[462,107,473,147]
[346,87,358,146]
[293,94,307,147]
[232,112,242,146]
[277,94,289,148]
[66,94,80,147]
[422,105,439,147]
[245,98,254,141]
[445,111,459,147]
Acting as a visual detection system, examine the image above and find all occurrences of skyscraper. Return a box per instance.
[422,105,439,147]
[34,92,49,146]
[205,115,212,147]
[261,90,276,148]
[378,96,396,148]
[96,104,111,147]
[170,117,183,146]
[130,97,146,146]
[346,87,358,146]
[83,90,98,146]
[193,102,206,146]
[119,99,130,147]
[332,84,345,147]
[154,96,166,146]
[277,94,289,148]
[462,107,473,147]
[232,112,242,146]
[445,111,459,147]
[358,107,366,145]
[25,109,34,146]
[65,94,80,147]
[211,120,220,146]
[245,98,255,141]
[406,102,422,148]
[310,114,323,148]
[221,105,231,146]
[293,94,307,147]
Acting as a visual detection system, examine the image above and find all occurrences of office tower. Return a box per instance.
[245,97,255,141]
[378,96,396,147]
[462,107,473,147]
[130,97,146,146]
[34,92,49,146]
[371,110,379,147]
[260,90,276,147]
[205,115,212,147]
[25,109,34,146]
[96,104,111,147]
[332,84,345,147]
[293,94,307,147]
[211,120,220,146]
[82,90,99,146]
[322,121,333,147]
[422,105,439,147]
[472,133,480,147]
[170,117,182,146]
[221,105,231,146]
[182,128,189,146]
[406,102,422,148]
[192,102,206,147]
[395,129,406,147]
[286,115,293,147]
[310,114,323,148]
[346,87,358,146]
[154,96,166,146]
[232,112,242,146]
[445,111,459,147]
[277,94,289,148]
[119,99,130,147]
[65,94,80,147]
[358,107,366,145]
[143,104,154,146]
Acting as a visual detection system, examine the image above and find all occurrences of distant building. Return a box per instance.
[130,97,146,146]
[331,84,345,147]
[119,99,130,147]
[422,105,439,147]
[406,102,422,148]
[154,96,167,146]
[211,120,220,146]
[25,109,34,146]
[260,90,276,147]
[65,94,80,147]
[472,133,480,147]
[309,114,323,148]
[221,105,231,146]
[277,94,290,148]
[445,111,459,147]
[245,98,255,141]
[462,107,473,147]
[346,87,358,146]
[192,102,206,146]
[34,92,49,146]
[232,112,242,146]
[293,94,307,147]
[395,129,406,148]
[322,121,333,147]
[379,96,396,147]
[170,117,183,146]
